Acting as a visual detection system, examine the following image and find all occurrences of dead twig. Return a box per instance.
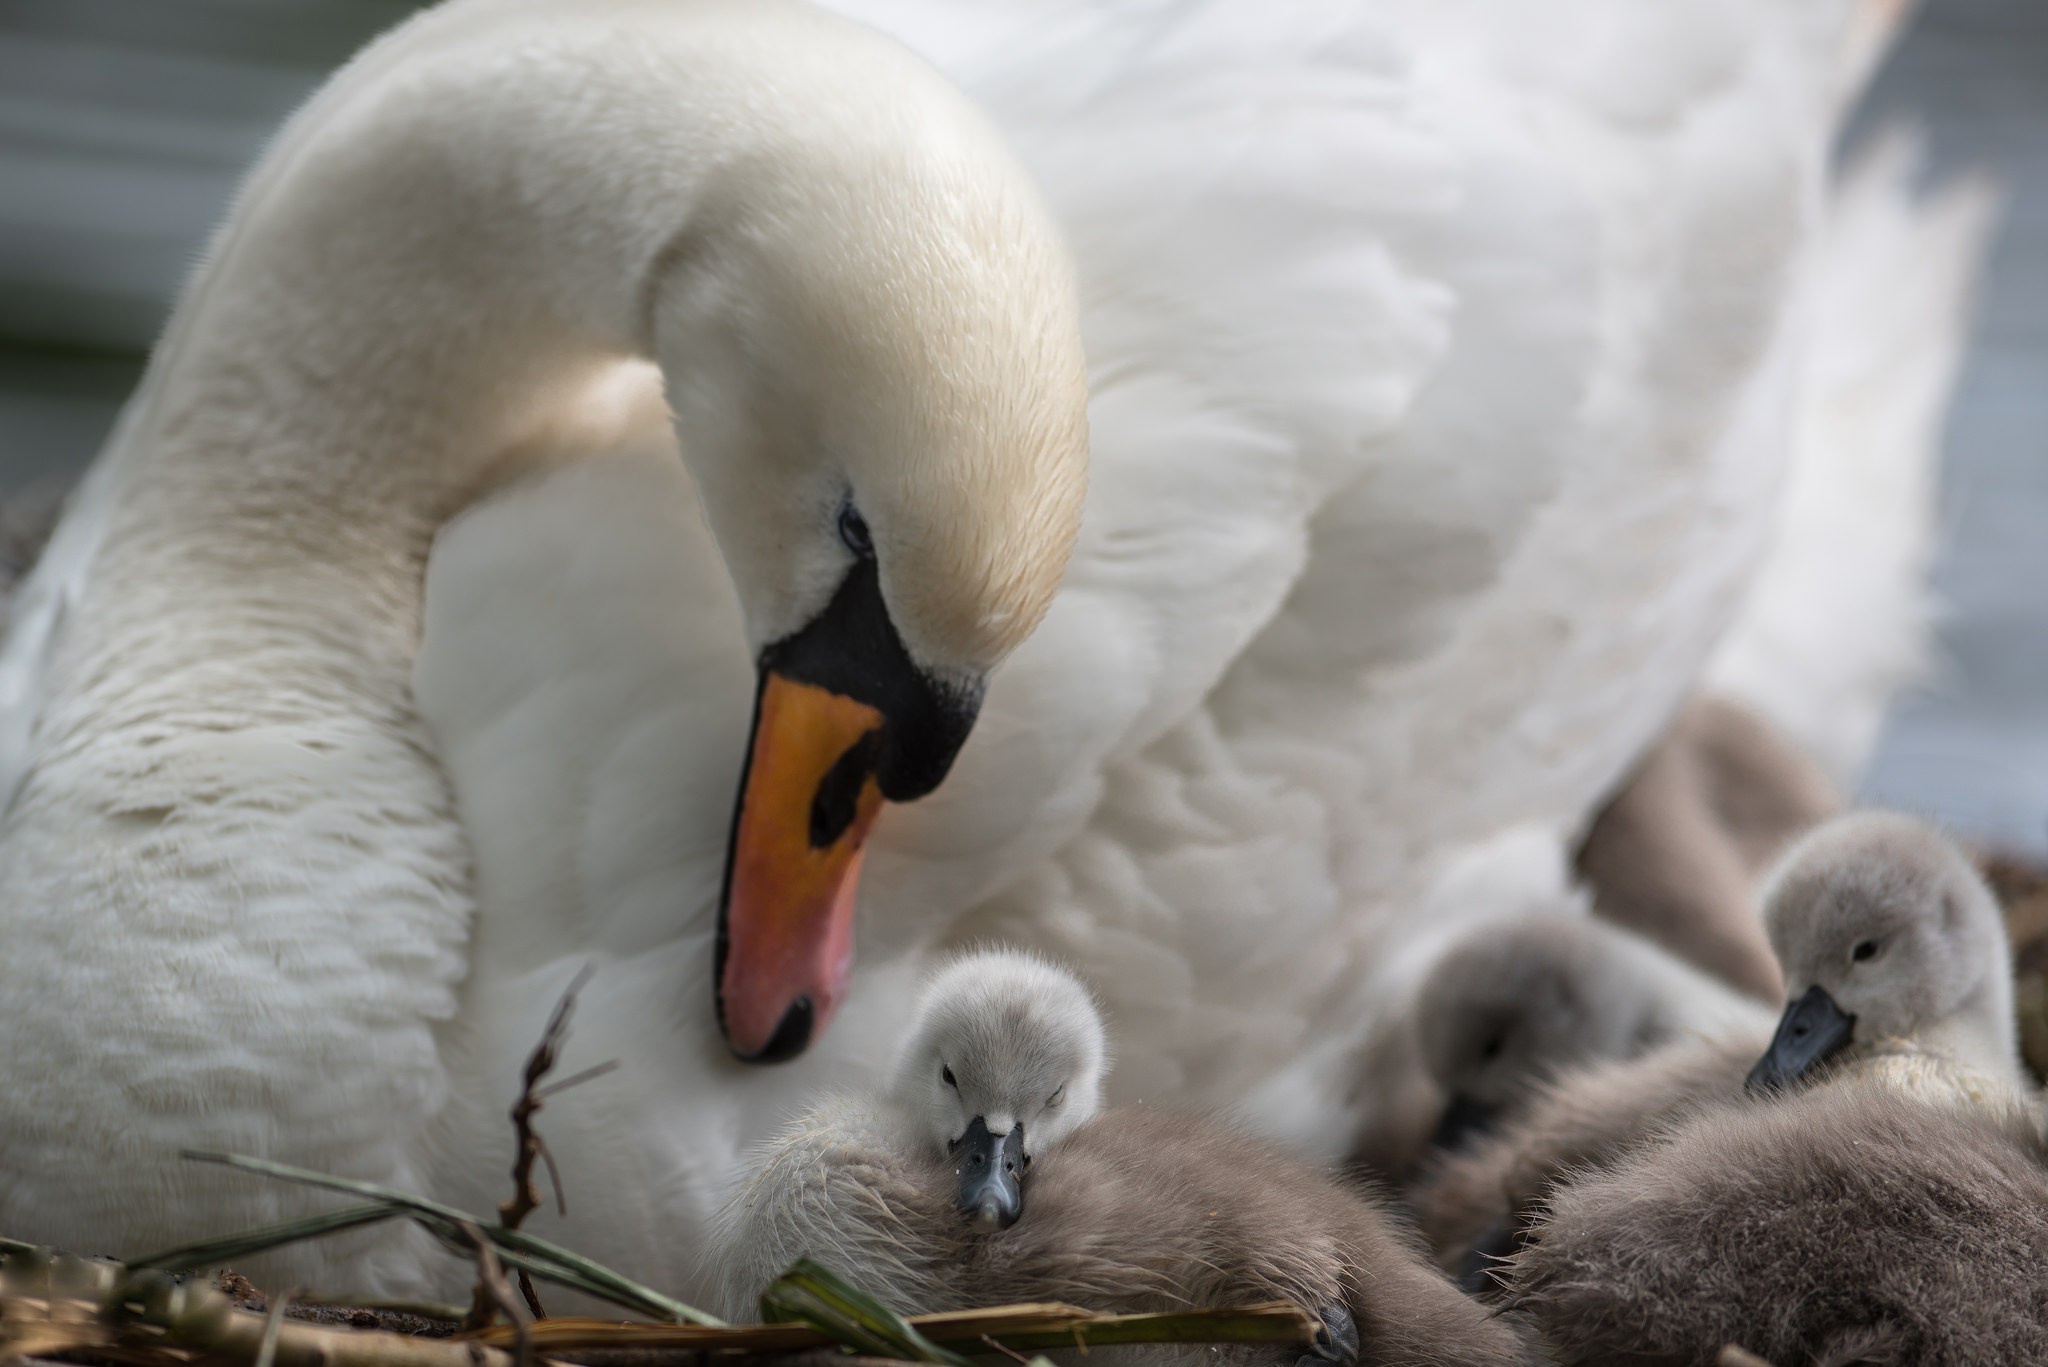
[493,966,619,1320]
[252,1288,299,1367]
[10,1257,529,1367]
[455,1225,531,1367]
[977,1334,1034,1366]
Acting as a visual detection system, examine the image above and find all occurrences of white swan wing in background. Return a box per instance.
[818,0,1871,1145]
[1705,132,1998,791]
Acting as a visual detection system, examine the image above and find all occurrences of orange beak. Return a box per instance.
[715,555,986,1063]
[716,673,887,1061]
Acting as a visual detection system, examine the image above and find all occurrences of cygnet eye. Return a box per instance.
[1478,1033,1505,1063]
[1046,1083,1065,1108]
[1851,938,1883,964]
[941,1064,957,1088]
[838,503,874,559]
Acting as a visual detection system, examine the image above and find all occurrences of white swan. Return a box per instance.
[0,0,1893,1304]
[1703,132,1997,790]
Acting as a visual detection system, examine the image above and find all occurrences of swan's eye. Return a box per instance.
[838,504,874,559]
[1478,1033,1505,1063]
[941,1064,957,1088]
[1046,1084,1065,1108]
[1852,939,1883,964]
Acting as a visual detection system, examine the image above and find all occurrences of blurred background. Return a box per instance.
[0,0,2041,853]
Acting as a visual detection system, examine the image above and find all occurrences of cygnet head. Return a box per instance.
[1747,811,2014,1093]
[890,949,1108,1230]
[1414,915,1671,1149]
[666,14,1093,1066]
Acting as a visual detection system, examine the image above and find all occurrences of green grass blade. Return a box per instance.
[759,1259,972,1367]
[181,1151,724,1327]
[181,1152,486,1229]
[129,1203,401,1271]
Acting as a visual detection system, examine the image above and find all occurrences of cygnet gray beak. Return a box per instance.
[1428,1092,1499,1152]
[952,1116,1025,1231]
[1745,984,1856,1095]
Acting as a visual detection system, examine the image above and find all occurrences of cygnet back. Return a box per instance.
[1507,1085,2048,1365]
[1409,1032,1765,1279]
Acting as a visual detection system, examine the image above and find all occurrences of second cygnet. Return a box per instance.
[1412,912,1769,1151]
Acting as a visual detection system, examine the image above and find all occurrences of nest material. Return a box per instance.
[0,1249,1317,1367]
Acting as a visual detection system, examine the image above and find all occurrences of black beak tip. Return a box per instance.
[1745,985,1856,1096]
[730,996,814,1065]
[1743,1054,1788,1096]
[1429,1093,1499,1152]
[972,1191,1021,1232]
[1455,1222,1519,1297]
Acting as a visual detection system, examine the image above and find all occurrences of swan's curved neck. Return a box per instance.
[1933,966,2022,1083]
[52,0,983,716]
[141,1,938,530]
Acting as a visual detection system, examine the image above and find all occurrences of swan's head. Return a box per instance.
[889,949,1107,1230]
[1747,812,2009,1093]
[1414,916,1668,1149]
[650,48,1091,1063]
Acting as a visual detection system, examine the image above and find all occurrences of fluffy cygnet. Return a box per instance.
[1415,810,2033,1288]
[717,949,1523,1367]
[1507,1084,2048,1365]
[1577,697,1839,1000]
[1410,1034,1764,1290]
[1746,809,2027,1102]
[1412,913,1770,1151]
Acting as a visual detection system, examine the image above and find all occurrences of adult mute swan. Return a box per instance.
[0,0,1906,1304]
[0,0,1087,1284]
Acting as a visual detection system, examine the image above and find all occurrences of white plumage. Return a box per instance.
[0,0,1949,1310]
[1705,132,1997,789]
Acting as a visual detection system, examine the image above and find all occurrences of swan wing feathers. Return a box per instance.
[843,0,1597,1038]
[1705,131,1996,791]
[839,0,1862,1143]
